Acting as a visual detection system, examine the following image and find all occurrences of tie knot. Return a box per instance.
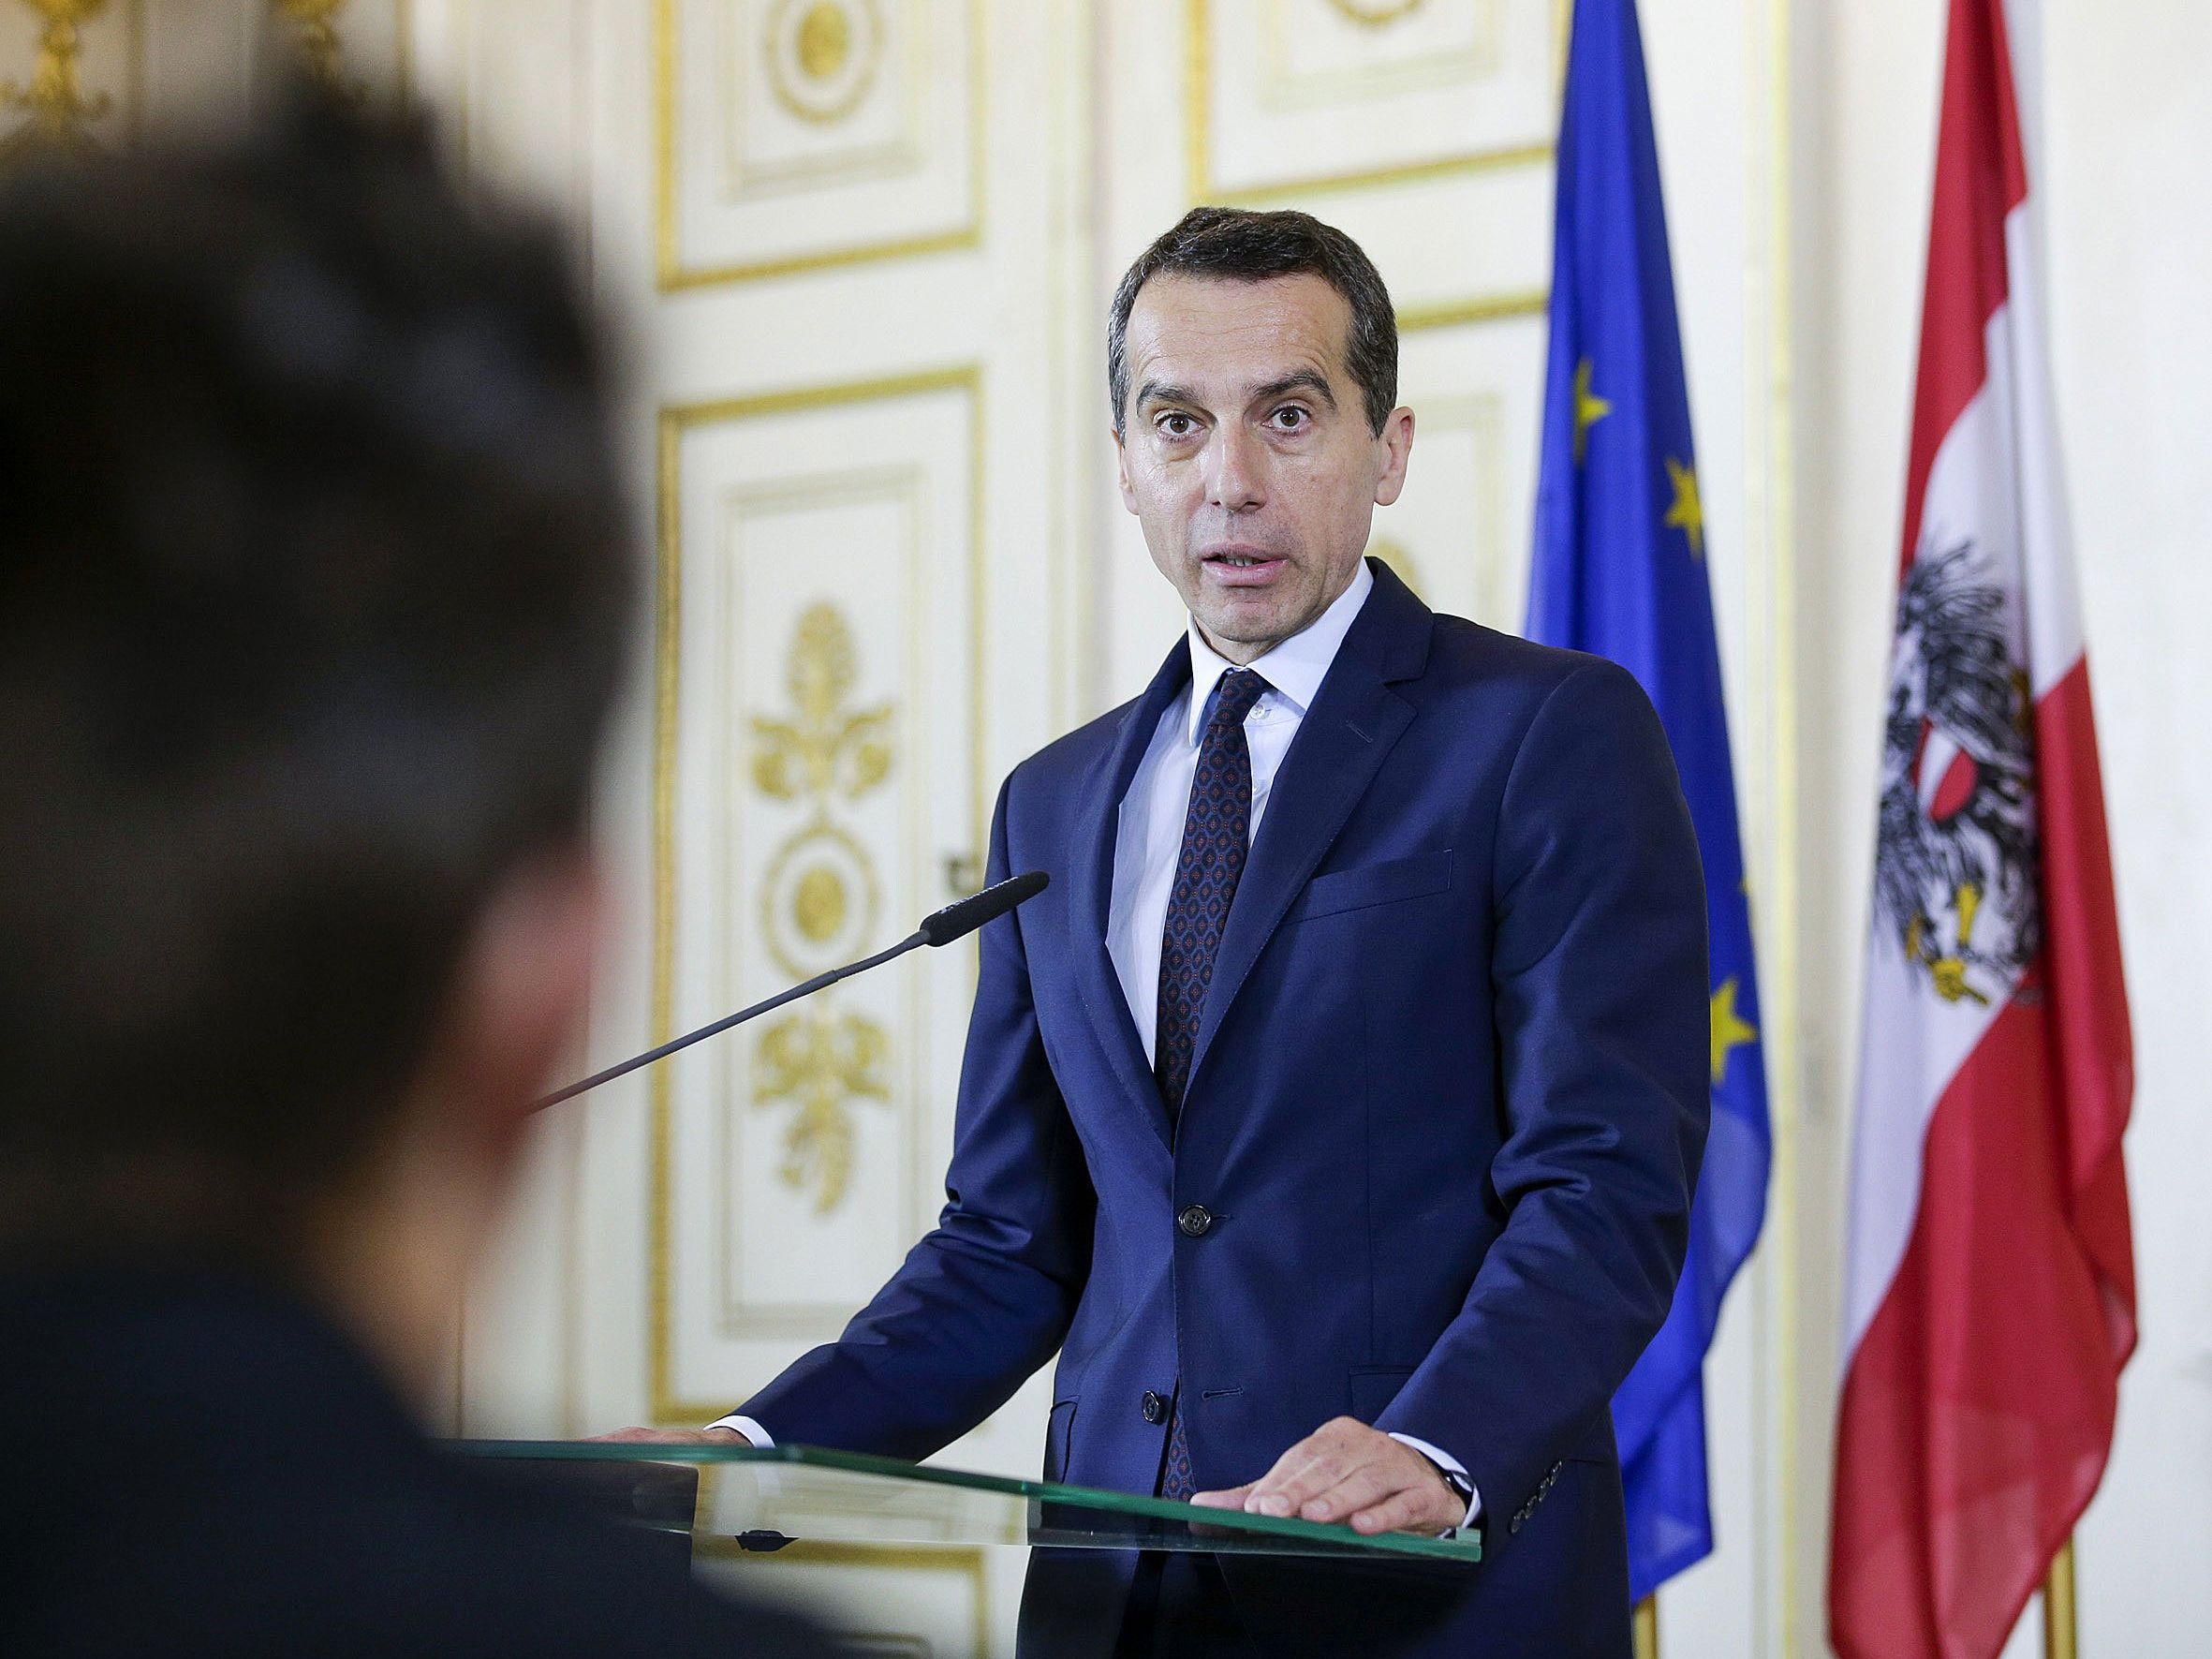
[1209,668,1270,731]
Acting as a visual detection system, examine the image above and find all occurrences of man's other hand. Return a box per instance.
[1191,1416,1465,1536]
[588,1426,745,1444]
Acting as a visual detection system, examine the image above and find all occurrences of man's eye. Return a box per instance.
[1272,407,1308,430]
[1158,413,1197,437]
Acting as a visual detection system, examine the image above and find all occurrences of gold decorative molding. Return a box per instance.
[764,0,883,126]
[761,817,884,978]
[748,600,897,1215]
[0,0,111,157]
[752,602,896,820]
[1326,0,1426,22]
[651,365,986,1422]
[1395,288,1548,333]
[654,0,984,290]
[754,1003,891,1213]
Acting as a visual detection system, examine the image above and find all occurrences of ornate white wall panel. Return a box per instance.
[656,370,982,1412]
[1188,0,1557,201]
[656,0,981,287]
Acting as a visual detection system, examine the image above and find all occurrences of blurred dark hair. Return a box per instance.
[0,94,630,1258]
[1106,205,1399,437]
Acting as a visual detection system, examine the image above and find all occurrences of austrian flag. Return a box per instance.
[1830,2,2136,1656]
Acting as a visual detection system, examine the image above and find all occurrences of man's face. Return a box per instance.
[1115,273,1413,663]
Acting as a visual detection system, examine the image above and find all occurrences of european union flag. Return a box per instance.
[1526,0,1772,1604]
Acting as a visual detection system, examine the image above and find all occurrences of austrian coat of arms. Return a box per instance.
[1874,542,2042,1006]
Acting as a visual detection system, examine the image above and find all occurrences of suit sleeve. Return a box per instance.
[1373,659,1709,1534]
[734,773,1097,1459]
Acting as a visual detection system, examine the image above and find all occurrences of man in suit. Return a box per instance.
[0,96,835,1658]
[625,208,1709,1656]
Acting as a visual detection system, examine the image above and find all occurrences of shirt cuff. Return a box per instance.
[1386,1431,1482,1530]
[704,1414,774,1448]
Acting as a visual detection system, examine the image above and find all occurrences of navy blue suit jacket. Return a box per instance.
[743,560,1709,1656]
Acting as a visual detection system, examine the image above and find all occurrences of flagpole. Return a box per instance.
[2042,1538,2078,1659]
[1632,1595,1658,1659]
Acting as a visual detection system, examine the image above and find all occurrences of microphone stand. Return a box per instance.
[532,869,1048,1113]
[533,932,928,1111]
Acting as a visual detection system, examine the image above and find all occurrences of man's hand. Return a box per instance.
[588,1426,745,1444]
[1191,1417,1466,1536]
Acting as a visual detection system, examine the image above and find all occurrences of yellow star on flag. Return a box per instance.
[1664,457,1704,559]
[1573,358,1611,464]
[1710,976,1757,1087]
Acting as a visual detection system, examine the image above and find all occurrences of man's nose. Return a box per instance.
[1205,425,1266,513]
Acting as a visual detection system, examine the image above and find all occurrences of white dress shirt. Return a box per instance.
[1103,559,1375,1061]
[717,561,1479,1528]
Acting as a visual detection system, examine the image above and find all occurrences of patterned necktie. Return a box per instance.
[1153,666,1270,1118]
[1154,666,1268,1504]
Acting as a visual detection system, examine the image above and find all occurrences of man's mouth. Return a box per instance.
[1202,547,1288,585]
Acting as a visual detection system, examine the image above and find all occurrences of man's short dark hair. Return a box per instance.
[1107,206,1399,437]
[0,96,629,1257]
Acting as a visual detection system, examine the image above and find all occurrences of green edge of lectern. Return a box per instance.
[455,1439,1482,1564]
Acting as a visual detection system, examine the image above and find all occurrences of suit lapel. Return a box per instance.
[1186,560,1433,1098]
[1069,637,1191,1152]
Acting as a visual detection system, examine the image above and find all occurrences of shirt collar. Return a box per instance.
[1183,558,1376,744]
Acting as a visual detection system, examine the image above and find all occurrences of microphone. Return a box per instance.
[917,867,1046,945]
[533,869,1049,1111]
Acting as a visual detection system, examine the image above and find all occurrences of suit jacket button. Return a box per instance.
[1176,1205,1214,1237]
[1142,1390,1167,1425]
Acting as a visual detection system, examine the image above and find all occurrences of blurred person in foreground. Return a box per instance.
[0,96,834,1658]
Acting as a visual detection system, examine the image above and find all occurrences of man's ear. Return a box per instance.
[1114,424,1140,514]
[1372,406,1416,508]
[436,848,604,1164]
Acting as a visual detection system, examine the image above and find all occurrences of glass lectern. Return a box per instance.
[453,1441,1482,1568]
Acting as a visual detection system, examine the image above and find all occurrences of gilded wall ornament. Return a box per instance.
[751,601,894,807]
[753,1006,890,1215]
[764,0,882,126]
[796,2,849,78]
[749,600,896,1213]
[1324,0,1428,25]
[760,819,880,979]
[0,0,111,159]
